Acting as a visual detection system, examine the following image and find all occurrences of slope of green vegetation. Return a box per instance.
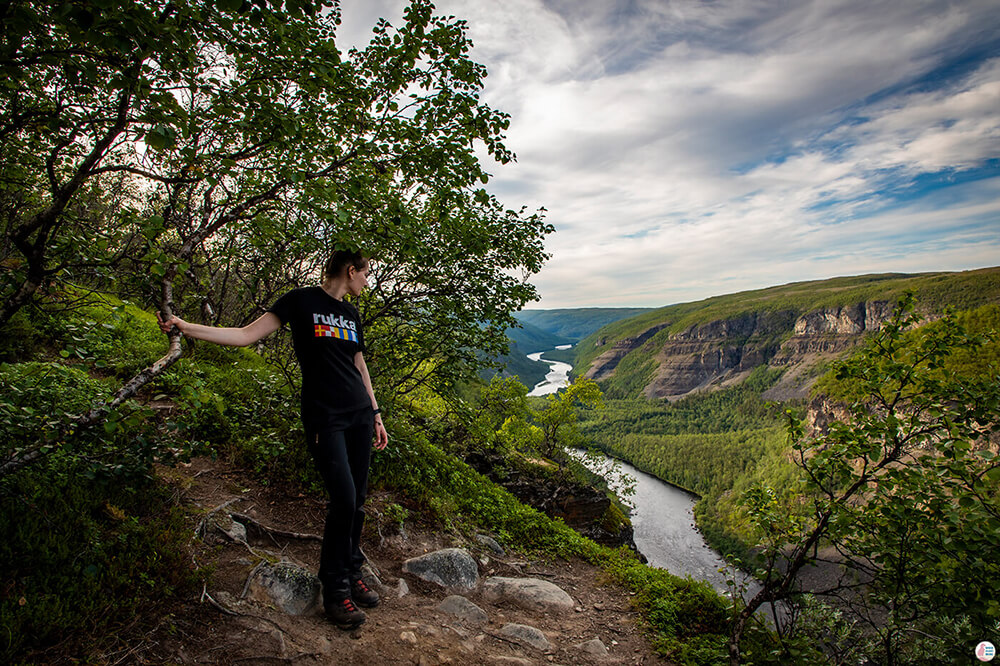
[813,302,1000,400]
[483,339,549,389]
[488,308,647,388]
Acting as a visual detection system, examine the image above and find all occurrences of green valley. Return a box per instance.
[566,268,1000,664]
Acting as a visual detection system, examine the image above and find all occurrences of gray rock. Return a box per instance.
[397,577,410,598]
[482,576,575,613]
[246,562,321,615]
[575,638,609,657]
[437,595,488,625]
[475,534,506,556]
[402,548,479,591]
[499,622,552,652]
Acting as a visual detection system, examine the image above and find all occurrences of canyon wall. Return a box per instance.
[585,301,893,401]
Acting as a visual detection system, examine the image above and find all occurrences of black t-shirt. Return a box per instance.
[267,287,370,428]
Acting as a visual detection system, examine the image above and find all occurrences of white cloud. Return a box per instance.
[338,0,1000,308]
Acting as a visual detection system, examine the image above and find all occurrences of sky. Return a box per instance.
[339,0,1000,308]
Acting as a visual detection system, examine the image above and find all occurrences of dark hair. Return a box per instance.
[323,250,368,280]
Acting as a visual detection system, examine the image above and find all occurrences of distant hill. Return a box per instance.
[575,267,1000,401]
[507,319,572,355]
[515,308,652,342]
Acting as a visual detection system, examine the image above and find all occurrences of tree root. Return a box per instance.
[230,512,322,542]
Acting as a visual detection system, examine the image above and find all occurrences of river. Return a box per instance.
[580,453,754,595]
[526,345,574,396]
[529,346,754,596]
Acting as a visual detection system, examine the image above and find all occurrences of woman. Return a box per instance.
[158,250,389,630]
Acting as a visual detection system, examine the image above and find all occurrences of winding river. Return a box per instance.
[529,347,755,596]
[526,344,574,396]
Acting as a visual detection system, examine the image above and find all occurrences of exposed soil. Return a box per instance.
[135,457,669,665]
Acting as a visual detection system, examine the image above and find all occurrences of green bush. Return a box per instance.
[0,459,197,662]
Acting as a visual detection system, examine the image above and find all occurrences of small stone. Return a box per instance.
[400,630,418,645]
[397,578,410,598]
[475,534,506,556]
[575,638,609,657]
[205,513,247,543]
[437,595,489,625]
[361,563,384,592]
[416,624,440,637]
[499,623,552,652]
[574,605,583,613]
[488,657,534,665]
[214,591,238,607]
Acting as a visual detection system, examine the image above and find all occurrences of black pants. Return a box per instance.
[306,408,374,603]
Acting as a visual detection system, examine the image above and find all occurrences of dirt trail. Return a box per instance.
[142,457,667,665]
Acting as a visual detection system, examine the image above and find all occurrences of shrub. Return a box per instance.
[0,459,197,662]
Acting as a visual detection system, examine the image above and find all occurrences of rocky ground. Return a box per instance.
[132,457,668,665]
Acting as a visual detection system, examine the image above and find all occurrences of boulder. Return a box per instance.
[483,576,575,614]
[402,548,479,591]
[246,562,321,615]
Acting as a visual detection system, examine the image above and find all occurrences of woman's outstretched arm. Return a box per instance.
[157,312,282,347]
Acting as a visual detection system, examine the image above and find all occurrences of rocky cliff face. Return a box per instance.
[586,323,669,380]
[640,310,797,400]
[588,301,893,401]
[793,301,894,335]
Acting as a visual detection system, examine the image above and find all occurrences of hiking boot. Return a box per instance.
[326,597,366,630]
[351,577,380,608]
